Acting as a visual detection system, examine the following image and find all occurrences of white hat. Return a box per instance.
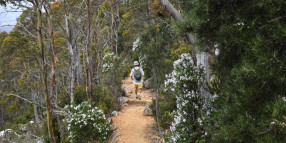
[134,61,139,66]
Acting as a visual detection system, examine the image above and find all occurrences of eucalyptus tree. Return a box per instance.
[1,0,56,142]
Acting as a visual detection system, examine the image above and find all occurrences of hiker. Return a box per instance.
[130,61,144,100]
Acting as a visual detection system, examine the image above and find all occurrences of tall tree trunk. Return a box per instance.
[63,3,75,103]
[35,1,55,142]
[75,47,83,85]
[44,4,56,107]
[70,53,75,104]
[86,0,93,101]
[45,5,67,142]
[32,92,40,124]
[110,0,115,53]
[61,0,82,103]
[160,0,195,48]
[115,0,120,55]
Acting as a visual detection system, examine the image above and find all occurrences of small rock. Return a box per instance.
[128,91,133,94]
[109,131,120,143]
[111,124,118,131]
[111,111,118,117]
[144,78,152,89]
[122,103,128,106]
[18,124,28,132]
[143,102,153,116]
[152,135,161,140]
[29,121,35,126]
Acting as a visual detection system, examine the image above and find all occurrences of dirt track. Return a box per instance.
[112,77,158,143]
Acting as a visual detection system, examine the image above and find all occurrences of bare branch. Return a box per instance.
[19,22,38,39]
[0,24,15,27]
[2,94,46,108]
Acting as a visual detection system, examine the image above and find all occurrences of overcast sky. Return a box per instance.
[0,4,23,33]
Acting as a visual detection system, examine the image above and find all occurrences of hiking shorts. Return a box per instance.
[133,83,143,89]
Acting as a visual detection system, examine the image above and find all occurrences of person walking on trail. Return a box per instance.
[130,61,144,100]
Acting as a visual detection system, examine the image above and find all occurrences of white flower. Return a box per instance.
[282,97,286,102]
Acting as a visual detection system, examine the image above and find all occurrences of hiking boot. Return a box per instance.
[137,94,141,100]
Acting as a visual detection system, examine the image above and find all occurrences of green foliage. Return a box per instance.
[178,0,286,142]
[170,41,193,60]
[64,101,111,142]
[0,32,8,46]
[138,19,174,85]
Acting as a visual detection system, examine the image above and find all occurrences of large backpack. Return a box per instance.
[134,68,142,81]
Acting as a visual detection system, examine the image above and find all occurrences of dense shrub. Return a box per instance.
[64,101,111,142]
[163,53,209,142]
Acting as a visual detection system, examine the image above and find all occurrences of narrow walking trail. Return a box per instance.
[112,77,158,143]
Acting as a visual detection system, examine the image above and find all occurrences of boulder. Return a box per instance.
[118,97,129,105]
[143,102,153,116]
[0,129,13,138]
[144,78,151,89]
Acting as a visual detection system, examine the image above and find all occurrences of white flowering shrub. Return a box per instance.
[164,53,209,142]
[102,52,120,72]
[64,101,111,142]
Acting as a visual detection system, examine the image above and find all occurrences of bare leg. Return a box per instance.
[138,88,142,100]
[135,86,138,96]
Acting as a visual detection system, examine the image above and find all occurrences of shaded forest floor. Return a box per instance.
[112,77,160,143]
